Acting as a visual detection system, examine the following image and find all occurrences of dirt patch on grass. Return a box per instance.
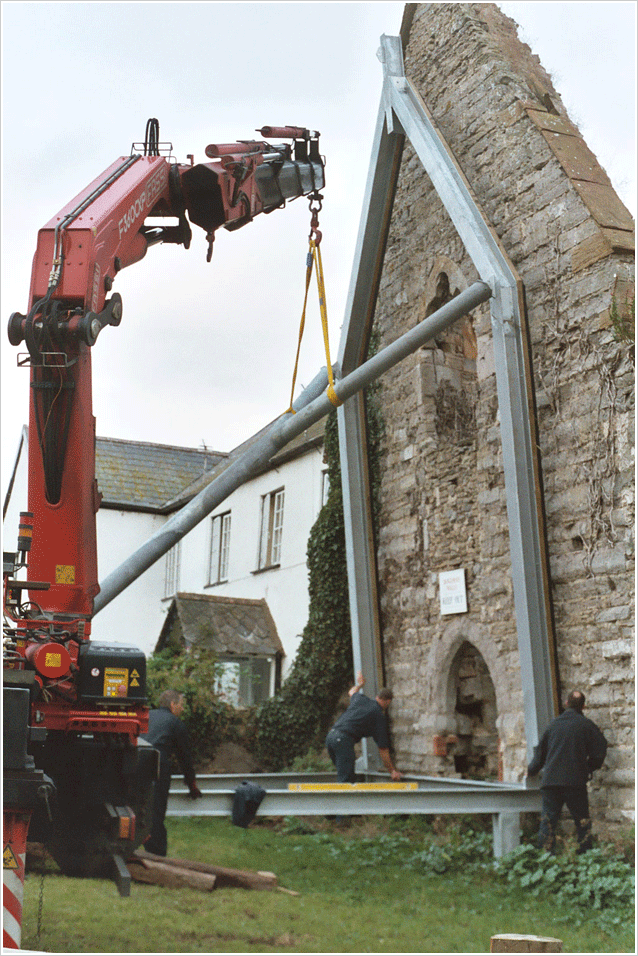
[249,932,301,948]
[197,741,263,775]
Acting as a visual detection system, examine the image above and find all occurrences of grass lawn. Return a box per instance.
[22,817,634,953]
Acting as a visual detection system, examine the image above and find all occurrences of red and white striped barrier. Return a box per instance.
[3,811,31,950]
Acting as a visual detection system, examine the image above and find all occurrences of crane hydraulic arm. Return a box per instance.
[7,121,324,625]
[2,120,324,913]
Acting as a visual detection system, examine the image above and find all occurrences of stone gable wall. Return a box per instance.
[372,3,634,827]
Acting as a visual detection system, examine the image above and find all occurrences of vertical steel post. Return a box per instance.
[337,96,405,696]
[335,39,407,779]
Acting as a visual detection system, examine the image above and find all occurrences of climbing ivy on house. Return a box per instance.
[252,370,384,770]
[144,344,385,772]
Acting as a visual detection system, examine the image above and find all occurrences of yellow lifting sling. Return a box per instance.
[288,198,341,413]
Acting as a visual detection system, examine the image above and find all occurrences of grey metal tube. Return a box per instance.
[274,281,491,437]
[94,280,491,614]
[93,367,329,614]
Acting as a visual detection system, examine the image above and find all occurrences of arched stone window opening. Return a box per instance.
[416,261,480,448]
[426,271,457,317]
[447,640,499,780]
[425,270,478,362]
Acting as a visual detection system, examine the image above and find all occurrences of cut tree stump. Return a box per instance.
[127,858,216,892]
[133,848,278,891]
[490,935,563,953]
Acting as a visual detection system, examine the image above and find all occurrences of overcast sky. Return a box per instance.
[2,2,635,502]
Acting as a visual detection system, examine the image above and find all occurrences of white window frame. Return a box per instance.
[208,511,231,585]
[215,657,273,708]
[164,541,181,598]
[321,469,330,507]
[258,488,285,570]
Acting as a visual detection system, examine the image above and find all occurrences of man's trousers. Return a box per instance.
[145,759,172,856]
[538,785,592,853]
[325,728,357,783]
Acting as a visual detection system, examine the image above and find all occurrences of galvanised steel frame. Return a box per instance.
[336,35,559,770]
[167,773,540,858]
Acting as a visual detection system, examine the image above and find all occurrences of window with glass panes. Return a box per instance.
[164,541,181,598]
[209,511,231,585]
[258,488,284,569]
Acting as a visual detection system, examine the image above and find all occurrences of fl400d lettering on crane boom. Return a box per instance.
[3,119,324,929]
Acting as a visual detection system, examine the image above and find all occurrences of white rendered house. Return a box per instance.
[3,420,327,699]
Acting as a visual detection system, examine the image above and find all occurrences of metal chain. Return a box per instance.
[35,862,46,949]
[34,785,54,949]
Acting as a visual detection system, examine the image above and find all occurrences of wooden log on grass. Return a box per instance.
[134,848,278,891]
[490,935,563,953]
[128,858,216,892]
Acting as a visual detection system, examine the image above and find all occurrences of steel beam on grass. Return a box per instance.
[170,771,533,793]
[335,35,558,763]
[171,770,536,793]
[166,772,541,858]
[167,783,540,817]
[94,283,490,614]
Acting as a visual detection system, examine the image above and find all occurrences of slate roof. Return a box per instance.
[12,418,324,514]
[156,592,284,658]
[95,438,227,511]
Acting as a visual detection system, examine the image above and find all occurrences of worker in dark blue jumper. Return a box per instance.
[325,672,402,782]
[145,689,202,856]
[527,689,607,853]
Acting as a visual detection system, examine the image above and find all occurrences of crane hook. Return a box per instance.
[309,192,323,245]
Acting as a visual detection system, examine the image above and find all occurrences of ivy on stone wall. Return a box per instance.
[610,293,635,349]
[252,369,384,770]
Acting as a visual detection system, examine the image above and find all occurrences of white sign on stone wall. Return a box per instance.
[439,568,467,615]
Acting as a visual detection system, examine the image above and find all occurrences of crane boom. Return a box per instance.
[2,120,325,913]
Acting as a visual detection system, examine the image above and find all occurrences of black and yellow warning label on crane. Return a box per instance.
[3,845,19,870]
[104,667,129,697]
[55,564,75,584]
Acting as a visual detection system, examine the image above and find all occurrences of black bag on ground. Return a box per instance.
[232,780,266,828]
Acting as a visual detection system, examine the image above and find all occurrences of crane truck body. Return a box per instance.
[3,120,324,943]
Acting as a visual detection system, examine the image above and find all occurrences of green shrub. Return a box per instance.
[310,821,633,924]
[495,842,635,913]
[146,647,235,764]
[310,822,492,876]
[284,747,334,773]
[610,292,635,345]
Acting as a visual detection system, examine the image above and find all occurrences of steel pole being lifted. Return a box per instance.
[93,280,492,615]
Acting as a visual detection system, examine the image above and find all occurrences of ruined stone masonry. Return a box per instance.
[373,3,634,828]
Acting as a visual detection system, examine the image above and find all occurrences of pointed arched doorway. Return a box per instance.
[447,640,499,779]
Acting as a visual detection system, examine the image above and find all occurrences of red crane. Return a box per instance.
[3,119,324,946]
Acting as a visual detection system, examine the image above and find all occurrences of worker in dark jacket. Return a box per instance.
[325,672,402,782]
[527,690,607,853]
[145,689,202,856]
